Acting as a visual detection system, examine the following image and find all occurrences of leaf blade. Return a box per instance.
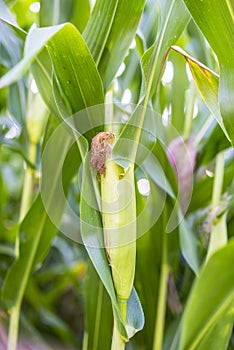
[179,239,234,350]
[183,0,234,144]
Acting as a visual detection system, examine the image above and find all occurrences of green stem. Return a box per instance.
[124,1,175,164]
[7,304,20,350]
[19,143,37,221]
[183,82,196,140]
[118,299,127,323]
[16,142,37,258]
[111,322,126,350]
[211,152,225,210]
[206,152,226,261]
[153,212,169,350]
[93,281,104,350]
[111,300,127,350]
[9,142,37,350]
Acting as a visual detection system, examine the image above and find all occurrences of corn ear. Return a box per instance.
[101,159,136,305]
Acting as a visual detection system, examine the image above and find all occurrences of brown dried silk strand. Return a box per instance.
[90,131,115,175]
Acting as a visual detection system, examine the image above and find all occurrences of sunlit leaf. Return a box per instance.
[141,0,190,98]
[0,0,26,38]
[39,0,74,27]
[171,45,229,140]
[183,0,234,144]
[84,0,146,89]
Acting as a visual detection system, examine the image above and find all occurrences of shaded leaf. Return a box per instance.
[84,261,113,350]
[179,218,199,275]
[2,121,81,310]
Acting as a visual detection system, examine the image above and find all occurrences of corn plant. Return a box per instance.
[0,0,234,349]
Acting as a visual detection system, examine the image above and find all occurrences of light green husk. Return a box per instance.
[101,159,136,315]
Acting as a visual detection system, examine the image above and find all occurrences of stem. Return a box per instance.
[7,304,20,350]
[183,82,196,140]
[153,211,169,350]
[111,322,125,350]
[93,281,104,350]
[111,296,127,350]
[206,152,226,261]
[19,143,37,221]
[211,152,225,210]
[9,142,37,350]
[193,115,214,147]
[117,299,127,324]
[16,142,37,258]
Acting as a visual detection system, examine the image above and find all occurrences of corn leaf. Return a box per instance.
[179,239,234,350]
[39,0,74,27]
[141,0,190,97]
[84,261,113,350]
[0,0,26,38]
[2,122,81,311]
[113,0,190,169]
[183,0,234,144]
[83,0,146,89]
[171,45,230,141]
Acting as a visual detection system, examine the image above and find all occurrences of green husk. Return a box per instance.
[101,160,136,302]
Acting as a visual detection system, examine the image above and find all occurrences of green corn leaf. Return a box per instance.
[0,21,105,137]
[45,23,104,124]
[113,0,190,170]
[183,0,234,144]
[31,49,62,120]
[141,0,190,98]
[83,0,146,89]
[39,0,74,27]
[84,261,113,350]
[179,239,234,350]
[0,22,104,118]
[171,45,230,141]
[70,0,91,33]
[0,0,26,39]
[2,120,82,311]
[0,24,65,88]
[179,217,199,275]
